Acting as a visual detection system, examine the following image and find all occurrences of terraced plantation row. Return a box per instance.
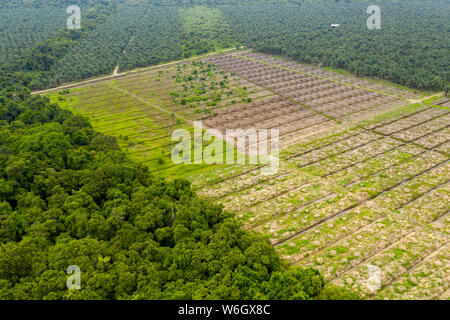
[49,59,272,178]
[204,52,411,123]
[49,50,418,173]
[234,51,425,99]
[194,101,449,300]
[45,51,448,299]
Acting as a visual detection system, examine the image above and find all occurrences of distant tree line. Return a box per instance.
[1,0,447,91]
[221,0,449,91]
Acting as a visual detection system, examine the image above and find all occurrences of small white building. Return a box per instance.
[331,24,340,28]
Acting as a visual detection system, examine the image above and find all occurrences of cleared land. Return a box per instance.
[44,51,449,300]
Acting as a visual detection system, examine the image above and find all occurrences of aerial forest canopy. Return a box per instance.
[0,0,448,91]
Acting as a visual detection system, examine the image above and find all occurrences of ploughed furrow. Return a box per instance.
[328,144,425,188]
[364,106,430,130]
[85,107,178,130]
[106,65,271,121]
[393,180,450,218]
[260,192,362,245]
[90,104,174,124]
[336,100,408,124]
[299,215,417,282]
[272,151,448,250]
[277,202,389,265]
[67,93,154,115]
[391,115,450,142]
[435,140,450,155]
[235,51,423,99]
[372,107,448,136]
[317,95,380,116]
[381,173,450,211]
[414,126,450,150]
[370,159,450,203]
[294,89,376,110]
[288,131,382,167]
[308,88,375,106]
[332,227,448,298]
[284,105,434,163]
[397,181,450,223]
[197,169,290,200]
[206,104,315,132]
[272,78,326,93]
[288,86,356,104]
[318,91,385,109]
[433,97,450,106]
[278,122,344,150]
[282,128,366,160]
[344,138,448,189]
[338,113,442,178]
[218,172,312,213]
[430,211,450,235]
[347,151,448,200]
[144,139,246,175]
[328,96,398,119]
[207,55,404,130]
[205,55,337,120]
[266,114,329,137]
[67,86,131,103]
[99,117,179,137]
[112,67,252,94]
[205,96,290,126]
[189,164,265,190]
[81,80,183,101]
[301,137,403,177]
[278,81,337,97]
[79,102,177,122]
[76,92,148,109]
[209,111,328,145]
[374,244,449,300]
[239,178,341,229]
[208,57,336,127]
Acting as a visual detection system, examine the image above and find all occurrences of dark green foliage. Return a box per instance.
[0,8,65,66]
[221,0,449,91]
[1,2,118,89]
[2,1,447,91]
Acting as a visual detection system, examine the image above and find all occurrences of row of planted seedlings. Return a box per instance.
[300,136,404,177]
[239,51,422,99]
[334,225,448,298]
[299,211,418,281]
[329,96,401,120]
[252,180,361,244]
[277,201,390,265]
[391,113,450,142]
[116,63,267,119]
[347,150,448,200]
[373,244,449,300]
